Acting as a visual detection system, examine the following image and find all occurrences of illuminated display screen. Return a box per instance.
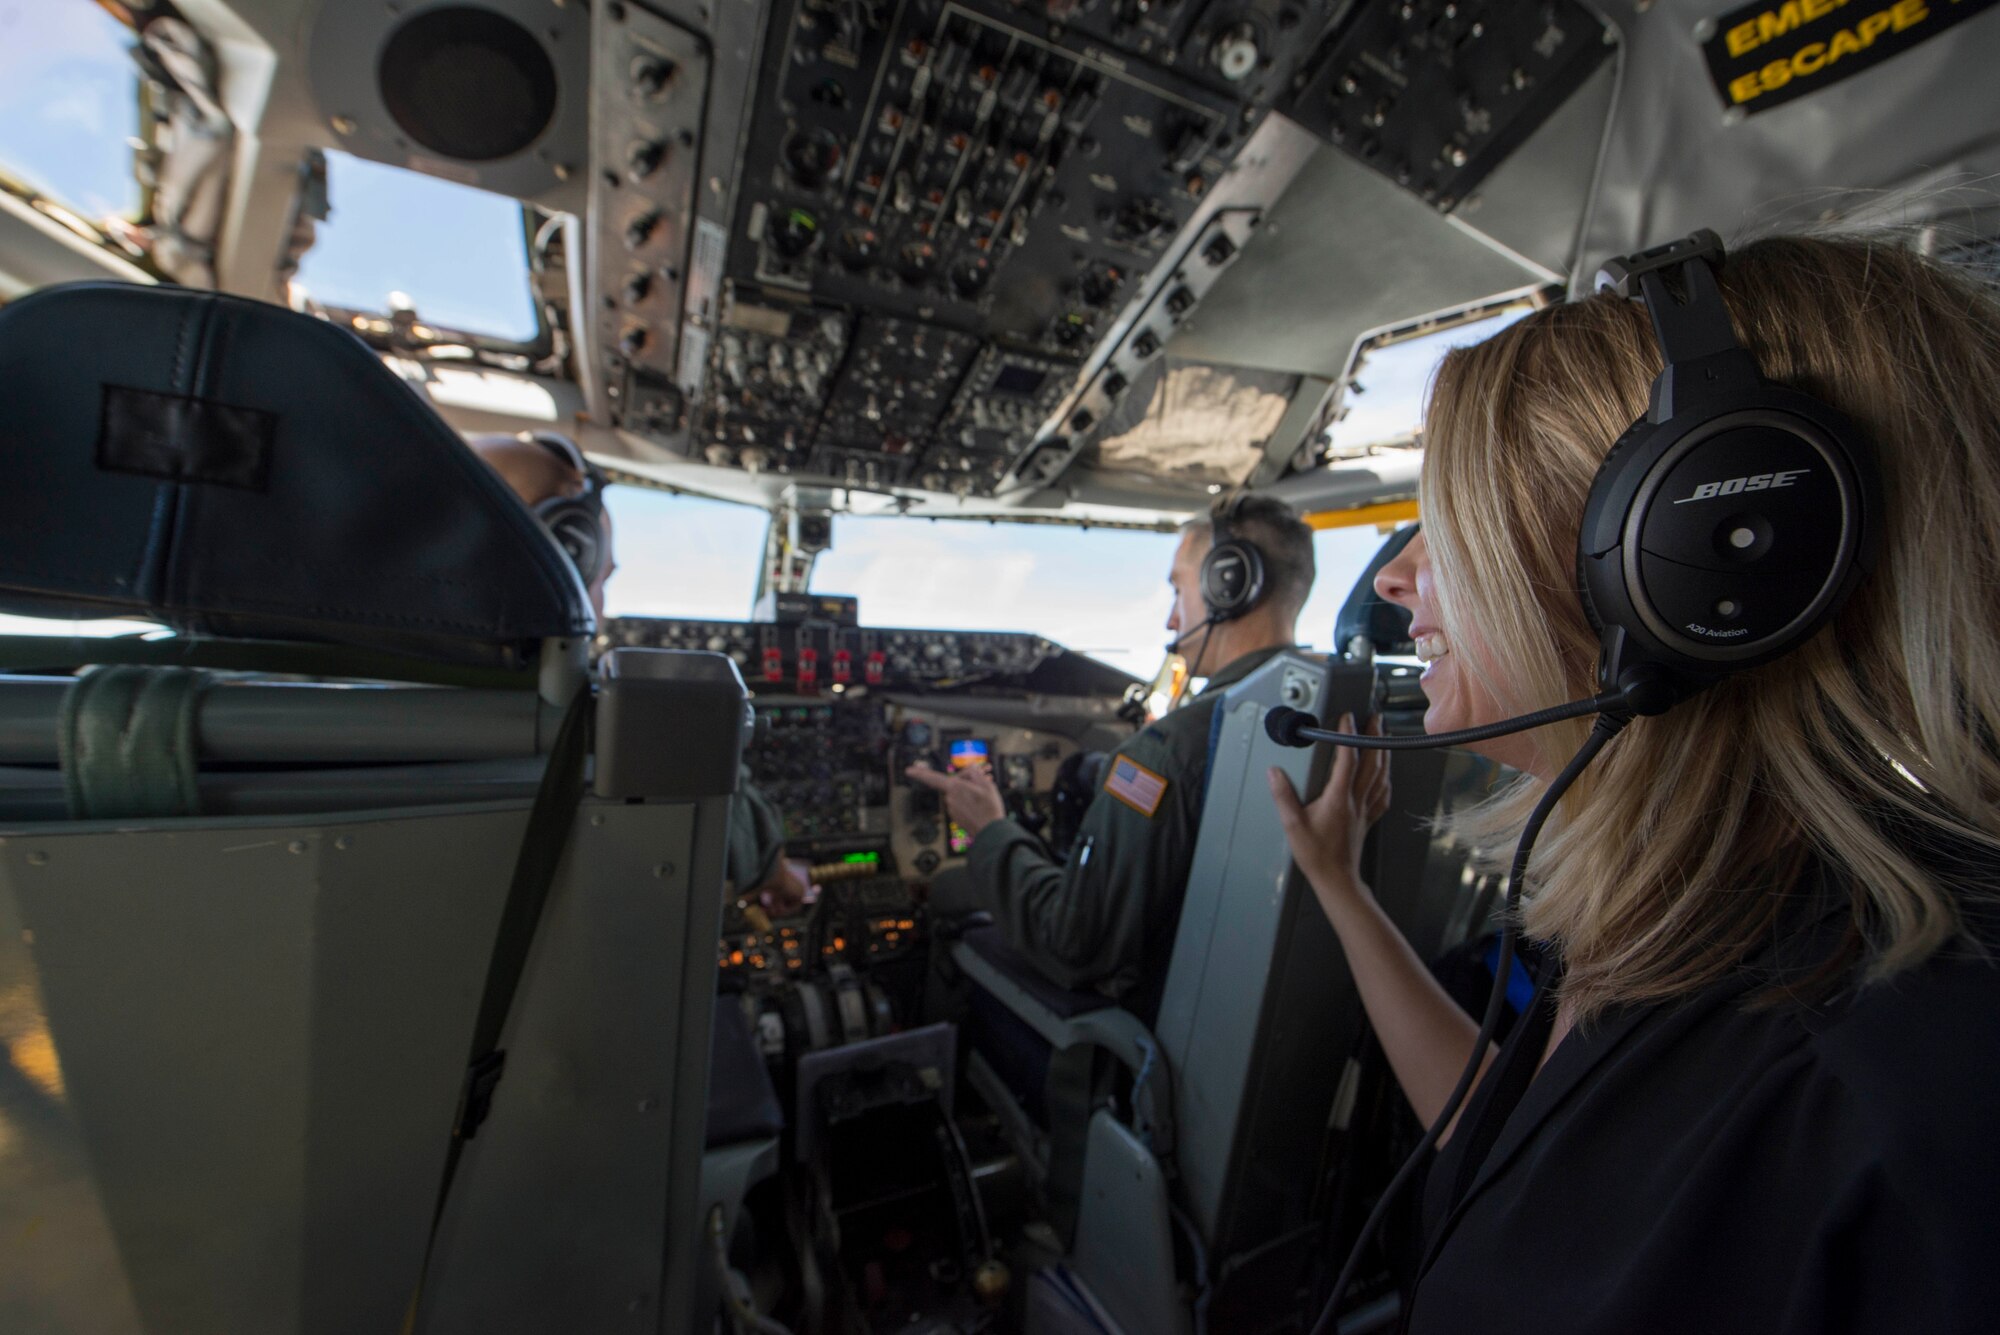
[949,738,990,770]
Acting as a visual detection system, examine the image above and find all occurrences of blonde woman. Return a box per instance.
[1271,234,2000,1333]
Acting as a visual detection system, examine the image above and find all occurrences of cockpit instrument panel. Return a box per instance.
[749,696,893,845]
[601,615,1065,688]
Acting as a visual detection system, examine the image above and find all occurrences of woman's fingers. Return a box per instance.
[1266,765,1304,823]
[1360,715,1387,786]
[1322,713,1359,805]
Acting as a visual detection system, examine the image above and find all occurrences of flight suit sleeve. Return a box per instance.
[725,767,786,892]
[963,725,1196,998]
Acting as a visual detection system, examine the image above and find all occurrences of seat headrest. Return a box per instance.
[0,282,592,666]
[1332,523,1417,658]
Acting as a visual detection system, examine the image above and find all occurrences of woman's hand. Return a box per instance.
[1267,714,1391,901]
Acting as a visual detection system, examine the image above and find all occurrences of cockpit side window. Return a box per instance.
[0,1,143,229]
[1324,306,1533,457]
[290,149,541,347]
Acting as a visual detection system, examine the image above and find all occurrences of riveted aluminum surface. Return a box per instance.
[0,806,533,1334]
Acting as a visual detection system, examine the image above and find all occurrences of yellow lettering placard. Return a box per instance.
[1701,0,1989,113]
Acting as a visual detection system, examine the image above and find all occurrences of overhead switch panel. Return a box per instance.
[1282,0,1611,210]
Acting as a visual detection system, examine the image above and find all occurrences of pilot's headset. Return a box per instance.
[522,431,610,589]
[1198,492,1268,624]
[1576,228,1883,712]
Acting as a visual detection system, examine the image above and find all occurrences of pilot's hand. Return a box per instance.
[1267,714,1390,902]
[905,761,1007,842]
[757,858,810,916]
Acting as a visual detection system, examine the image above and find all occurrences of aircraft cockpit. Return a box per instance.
[1,0,1998,1332]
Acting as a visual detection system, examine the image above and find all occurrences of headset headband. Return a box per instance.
[526,431,602,490]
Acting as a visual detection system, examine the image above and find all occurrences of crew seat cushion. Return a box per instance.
[0,282,591,665]
[707,1000,783,1148]
[962,923,1115,1020]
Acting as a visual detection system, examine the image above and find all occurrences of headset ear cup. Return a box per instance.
[1576,414,1652,648]
[1200,538,1264,622]
[1575,552,1605,635]
[537,496,605,588]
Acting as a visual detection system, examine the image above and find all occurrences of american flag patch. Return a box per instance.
[1104,755,1169,818]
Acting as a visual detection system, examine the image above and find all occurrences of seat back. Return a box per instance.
[0,283,744,1334]
[1154,649,1350,1252]
[1155,646,1500,1323]
[415,658,740,1334]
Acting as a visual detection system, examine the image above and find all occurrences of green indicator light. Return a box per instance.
[789,209,817,230]
[843,852,878,865]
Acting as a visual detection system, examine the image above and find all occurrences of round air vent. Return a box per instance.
[377,6,557,162]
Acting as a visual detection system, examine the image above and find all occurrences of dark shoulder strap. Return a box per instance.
[407,686,595,1319]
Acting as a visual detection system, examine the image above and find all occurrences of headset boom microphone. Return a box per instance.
[1263,689,1641,752]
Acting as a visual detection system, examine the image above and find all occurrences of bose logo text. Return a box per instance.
[1673,469,1808,504]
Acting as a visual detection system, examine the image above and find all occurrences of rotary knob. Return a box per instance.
[626,139,667,180]
[625,211,660,250]
[1211,24,1261,82]
[631,56,676,98]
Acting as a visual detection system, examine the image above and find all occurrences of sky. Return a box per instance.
[0,0,143,220]
[293,150,542,342]
[1327,309,1530,451]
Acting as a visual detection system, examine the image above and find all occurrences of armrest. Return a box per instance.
[950,937,1174,1156]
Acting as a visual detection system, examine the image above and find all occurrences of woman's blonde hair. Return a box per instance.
[1423,233,2000,1023]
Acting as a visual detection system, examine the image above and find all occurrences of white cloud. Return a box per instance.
[37,85,106,136]
[0,2,128,96]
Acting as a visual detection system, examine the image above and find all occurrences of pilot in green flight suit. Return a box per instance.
[909,496,1317,1023]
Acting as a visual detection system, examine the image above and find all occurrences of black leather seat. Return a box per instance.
[1333,520,1418,655]
[0,281,590,663]
[961,924,1114,1019]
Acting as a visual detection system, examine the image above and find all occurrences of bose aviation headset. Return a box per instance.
[524,432,610,589]
[1289,231,1884,1335]
[1198,492,1269,623]
[1577,229,1882,712]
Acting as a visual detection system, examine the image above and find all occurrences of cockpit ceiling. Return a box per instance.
[120,0,2000,520]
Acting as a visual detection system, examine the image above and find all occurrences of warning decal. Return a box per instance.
[1104,756,1169,818]
[1700,0,1996,113]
